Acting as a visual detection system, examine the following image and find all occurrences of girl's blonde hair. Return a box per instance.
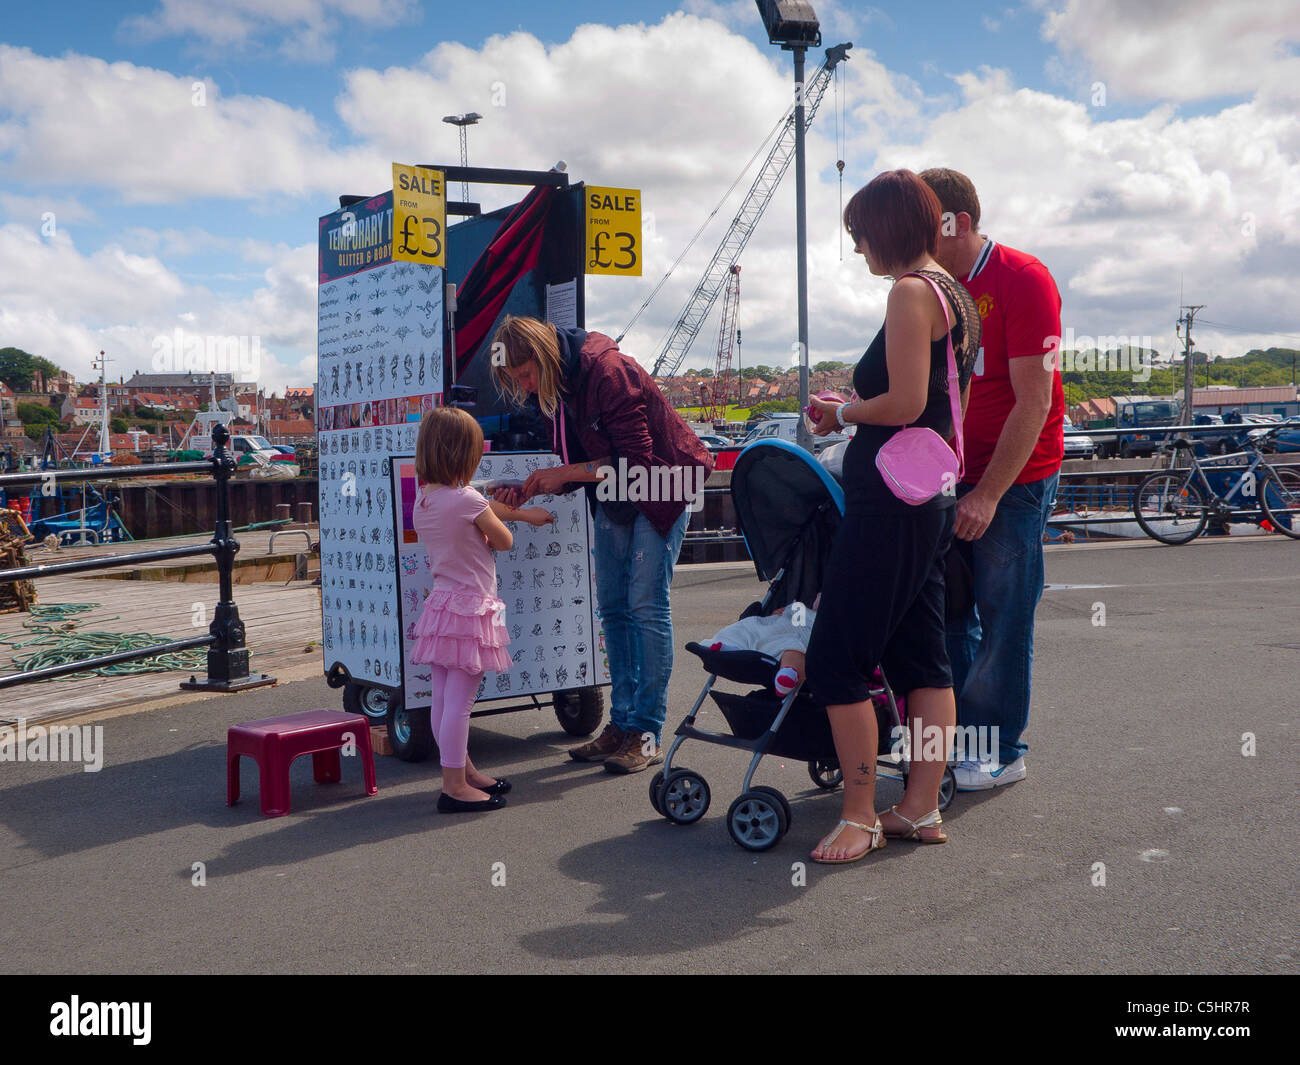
[491,315,566,418]
[416,406,482,487]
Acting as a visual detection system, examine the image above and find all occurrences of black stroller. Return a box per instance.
[648,439,957,852]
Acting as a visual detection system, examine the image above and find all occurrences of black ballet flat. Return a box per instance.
[437,792,507,813]
[481,778,512,795]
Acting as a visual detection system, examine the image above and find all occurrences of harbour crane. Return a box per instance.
[644,42,851,380]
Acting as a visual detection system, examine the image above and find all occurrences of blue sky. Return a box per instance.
[2,1,1297,392]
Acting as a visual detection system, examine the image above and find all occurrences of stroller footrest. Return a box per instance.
[673,722,766,753]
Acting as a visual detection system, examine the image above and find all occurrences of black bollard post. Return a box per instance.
[181,423,276,692]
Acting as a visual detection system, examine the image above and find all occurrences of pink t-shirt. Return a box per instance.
[412,484,497,598]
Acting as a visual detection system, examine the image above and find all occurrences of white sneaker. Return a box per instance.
[953,756,1026,792]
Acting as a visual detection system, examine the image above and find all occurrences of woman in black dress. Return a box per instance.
[804,169,980,864]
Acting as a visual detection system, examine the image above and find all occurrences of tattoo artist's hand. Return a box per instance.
[522,466,568,499]
[493,485,523,508]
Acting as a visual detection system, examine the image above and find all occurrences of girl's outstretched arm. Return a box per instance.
[474,505,513,551]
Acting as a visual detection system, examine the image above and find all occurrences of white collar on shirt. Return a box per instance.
[966,237,997,283]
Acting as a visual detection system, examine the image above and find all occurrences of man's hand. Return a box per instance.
[954,485,1000,541]
[492,485,524,508]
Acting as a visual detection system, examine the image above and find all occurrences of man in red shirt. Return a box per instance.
[920,168,1063,790]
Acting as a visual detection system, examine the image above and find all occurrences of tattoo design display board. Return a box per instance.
[317,193,444,690]
[393,452,611,708]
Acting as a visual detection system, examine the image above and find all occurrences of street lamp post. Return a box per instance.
[755,1,821,451]
[441,112,482,203]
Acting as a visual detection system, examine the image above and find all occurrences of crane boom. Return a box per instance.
[650,42,850,380]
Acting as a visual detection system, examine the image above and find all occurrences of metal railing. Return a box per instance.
[0,425,276,692]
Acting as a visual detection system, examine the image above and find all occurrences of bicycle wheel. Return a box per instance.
[1133,472,1208,545]
[1259,465,1300,539]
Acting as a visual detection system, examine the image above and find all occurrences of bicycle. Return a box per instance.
[1132,428,1300,545]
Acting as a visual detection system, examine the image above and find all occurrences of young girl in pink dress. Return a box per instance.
[411,407,553,813]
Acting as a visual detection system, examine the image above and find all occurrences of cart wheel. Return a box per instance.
[386,698,435,763]
[661,769,711,825]
[343,681,395,724]
[808,758,842,790]
[938,766,956,812]
[751,785,792,828]
[648,770,668,816]
[553,687,605,736]
[727,790,789,852]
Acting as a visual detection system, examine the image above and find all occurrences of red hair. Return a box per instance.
[843,169,941,272]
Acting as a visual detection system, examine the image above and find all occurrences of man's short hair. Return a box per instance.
[919,168,981,230]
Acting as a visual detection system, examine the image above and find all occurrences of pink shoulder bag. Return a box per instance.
[874,273,964,505]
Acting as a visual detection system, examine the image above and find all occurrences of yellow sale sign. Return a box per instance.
[392,163,447,267]
[585,186,642,276]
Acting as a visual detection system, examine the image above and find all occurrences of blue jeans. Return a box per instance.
[591,508,689,744]
[945,472,1058,765]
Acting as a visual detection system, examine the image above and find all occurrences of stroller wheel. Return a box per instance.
[661,769,711,825]
[648,770,668,816]
[938,766,956,812]
[751,785,792,828]
[808,758,842,790]
[899,764,957,813]
[727,790,788,852]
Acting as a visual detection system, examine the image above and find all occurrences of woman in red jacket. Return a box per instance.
[491,315,713,774]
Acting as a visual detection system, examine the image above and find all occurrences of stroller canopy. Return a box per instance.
[731,439,844,608]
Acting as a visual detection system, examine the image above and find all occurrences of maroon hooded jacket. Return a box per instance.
[550,328,713,537]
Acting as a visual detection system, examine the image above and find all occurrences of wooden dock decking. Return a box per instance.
[0,530,325,725]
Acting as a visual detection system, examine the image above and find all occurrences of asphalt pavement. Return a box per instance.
[1,535,1297,974]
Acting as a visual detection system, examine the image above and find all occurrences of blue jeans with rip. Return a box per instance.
[592,508,689,746]
[945,472,1058,765]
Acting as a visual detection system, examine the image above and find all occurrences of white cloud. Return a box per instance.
[1039,0,1300,104]
[3,8,1299,403]
[0,45,375,204]
[120,0,419,61]
[0,221,317,394]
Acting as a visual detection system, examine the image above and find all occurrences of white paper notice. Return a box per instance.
[545,280,578,329]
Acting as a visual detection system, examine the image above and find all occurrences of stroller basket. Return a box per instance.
[709,687,895,762]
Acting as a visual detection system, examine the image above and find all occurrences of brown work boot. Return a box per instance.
[603,729,665,775]
[568,722,625,762]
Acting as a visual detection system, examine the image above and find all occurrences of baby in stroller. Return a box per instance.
[706,596,820,698]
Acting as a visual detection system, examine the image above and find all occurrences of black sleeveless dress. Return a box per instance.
[805,269,981,705]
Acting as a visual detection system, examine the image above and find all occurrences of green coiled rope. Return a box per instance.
[0,602,216,679]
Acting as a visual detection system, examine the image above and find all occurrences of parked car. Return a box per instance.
[1190,413,1243,456]
[738,412,850,454]
[1062,416,1096,459]
[695,433,736,450]
[1248,416,1300,454]
[271,444,297,456]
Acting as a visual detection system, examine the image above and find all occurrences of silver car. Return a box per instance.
[1062,416,1096,459]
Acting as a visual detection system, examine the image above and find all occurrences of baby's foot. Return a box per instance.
[774,667,801,696]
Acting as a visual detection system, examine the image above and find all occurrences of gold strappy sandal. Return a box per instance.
[811,817,886,864]
[881,806,947,844]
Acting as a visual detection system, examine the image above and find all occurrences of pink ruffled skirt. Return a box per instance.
[410,586,511,675]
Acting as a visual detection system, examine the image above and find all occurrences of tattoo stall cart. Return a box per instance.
[316,163,640,759]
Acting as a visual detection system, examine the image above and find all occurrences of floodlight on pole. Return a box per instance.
[442,112,483,203]
[755,1,819,450]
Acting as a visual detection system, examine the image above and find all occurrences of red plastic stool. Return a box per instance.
[227,710,378,817]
